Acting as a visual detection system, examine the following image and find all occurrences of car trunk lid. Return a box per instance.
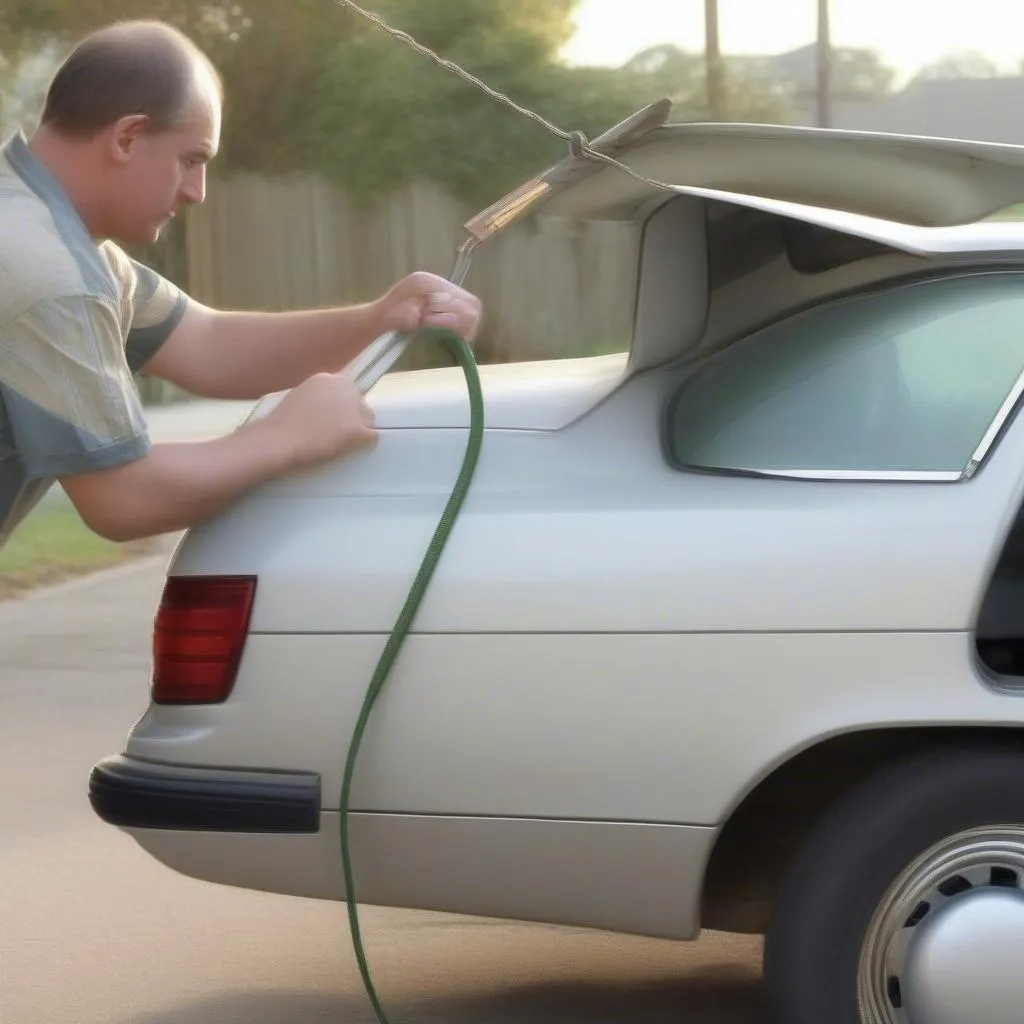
[468,105,1024,237]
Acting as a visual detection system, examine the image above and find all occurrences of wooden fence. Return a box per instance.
[180,173,641,369]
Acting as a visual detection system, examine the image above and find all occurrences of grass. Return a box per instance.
[987,203,1024,221]
[0,501,162,600]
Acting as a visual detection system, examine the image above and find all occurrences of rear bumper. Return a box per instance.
[88,755,321,833]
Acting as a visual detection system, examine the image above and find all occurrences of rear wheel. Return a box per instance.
[763,743,1024,1024]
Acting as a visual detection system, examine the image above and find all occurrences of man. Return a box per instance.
[0,19,482,549]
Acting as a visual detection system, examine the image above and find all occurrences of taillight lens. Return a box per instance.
[152,576,257,705]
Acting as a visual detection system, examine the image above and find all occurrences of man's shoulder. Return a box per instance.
[98,240,141,298]
[0,165,91,318]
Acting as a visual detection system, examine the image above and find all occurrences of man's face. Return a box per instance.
[104,78,221,247]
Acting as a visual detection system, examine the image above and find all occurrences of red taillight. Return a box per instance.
[152,576,257,705]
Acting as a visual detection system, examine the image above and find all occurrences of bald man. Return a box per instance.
[0,20,482,549]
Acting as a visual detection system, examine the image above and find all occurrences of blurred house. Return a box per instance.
[738,43,1024,147]
[829,76,1024,145]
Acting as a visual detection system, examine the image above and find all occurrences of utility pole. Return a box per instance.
[817,0,832,127]
[705,0,726,120]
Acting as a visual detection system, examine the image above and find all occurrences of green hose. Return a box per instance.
[338,326,485,1024]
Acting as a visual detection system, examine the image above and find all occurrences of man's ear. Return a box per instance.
[108,115,152,165]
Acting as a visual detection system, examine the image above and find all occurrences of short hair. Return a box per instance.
[40,20,222,137]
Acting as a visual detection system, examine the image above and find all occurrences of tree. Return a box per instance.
[0,0,58,51]
[0,40,65,138]
[745,44,894,105]
[912,49,1001,83]
[5,0,638,204]
[0,0,60,131]
[19,1,386,170]
[830,47,895,99]
[621,45,791,124]
[298,0,648,204]
[0,1,797,207]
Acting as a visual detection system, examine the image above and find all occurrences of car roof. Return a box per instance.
[465,104,1024,256]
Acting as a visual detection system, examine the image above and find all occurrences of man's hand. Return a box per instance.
[265,371,378,469]
[372,272,482,343]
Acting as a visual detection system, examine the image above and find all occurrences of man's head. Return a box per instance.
[32,20,222,246]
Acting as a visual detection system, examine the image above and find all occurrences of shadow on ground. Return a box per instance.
[129,969,765,1024]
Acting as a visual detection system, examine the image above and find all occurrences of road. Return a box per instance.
[0,557,765,1024]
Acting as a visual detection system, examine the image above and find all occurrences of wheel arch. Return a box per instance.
[700,724,1024,934]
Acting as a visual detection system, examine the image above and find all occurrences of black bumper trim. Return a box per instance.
[89,755,321,833]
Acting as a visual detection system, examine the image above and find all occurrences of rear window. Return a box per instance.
[666,272,1024,478]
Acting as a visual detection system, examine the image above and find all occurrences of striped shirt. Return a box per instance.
[0,130,188,548]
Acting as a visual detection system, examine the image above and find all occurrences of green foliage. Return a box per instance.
[912,49,1002,84]
[306,4,646,205]
[10,0,633,203]
[0,500,156,598]
[621,45,790,123]
[0,0,59,107]
[2,0,802,207]
[828,48,896,99]
[0,0,59,49]
[624,42,895,121]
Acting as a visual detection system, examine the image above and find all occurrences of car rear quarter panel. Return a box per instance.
[135,368,1024,828]
[168,368,1024,635]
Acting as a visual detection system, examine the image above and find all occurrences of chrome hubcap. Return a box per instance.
[857,826,1024,1023]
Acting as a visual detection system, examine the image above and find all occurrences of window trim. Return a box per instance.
[964,364,1024,478]
[662,267,1024,484]
[729,468,964,483]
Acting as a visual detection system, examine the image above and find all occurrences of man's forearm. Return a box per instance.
[146,271,479,402]
[193,302,386,399]
[62,419,300,542]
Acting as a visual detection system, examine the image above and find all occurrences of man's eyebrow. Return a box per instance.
[187,147,216,162]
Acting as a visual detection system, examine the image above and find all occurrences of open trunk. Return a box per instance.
[469,102,1024,233]
[341,104,1024,401]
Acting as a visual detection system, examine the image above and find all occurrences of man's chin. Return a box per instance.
[145,215,175,245]
[113,228,160,248]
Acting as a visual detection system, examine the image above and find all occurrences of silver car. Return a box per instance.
[91,111,1024,1024]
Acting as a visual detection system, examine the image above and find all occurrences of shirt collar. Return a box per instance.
[3,129,99,251]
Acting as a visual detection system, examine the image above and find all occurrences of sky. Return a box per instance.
[563,0,1024,82]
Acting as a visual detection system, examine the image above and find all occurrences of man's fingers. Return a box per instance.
[386,273,482,342]
[422,292,481,341]
[426,291,452,311]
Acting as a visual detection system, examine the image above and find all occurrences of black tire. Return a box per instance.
[762,740,1024,1024]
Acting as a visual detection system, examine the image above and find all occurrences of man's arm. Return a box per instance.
[61,371,378,542]
[141,271,483,400]
[2,293,376,546]
[61,419,298,542]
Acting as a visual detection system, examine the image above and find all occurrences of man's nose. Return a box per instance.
[180,169,207,205]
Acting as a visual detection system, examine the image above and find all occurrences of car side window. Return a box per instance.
[666,272,1024,478]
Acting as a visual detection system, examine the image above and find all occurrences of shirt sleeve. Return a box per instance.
[0,294,151,479]
[124,257,190,372]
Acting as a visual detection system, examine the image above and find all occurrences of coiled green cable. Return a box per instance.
[338,327,485,1024]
